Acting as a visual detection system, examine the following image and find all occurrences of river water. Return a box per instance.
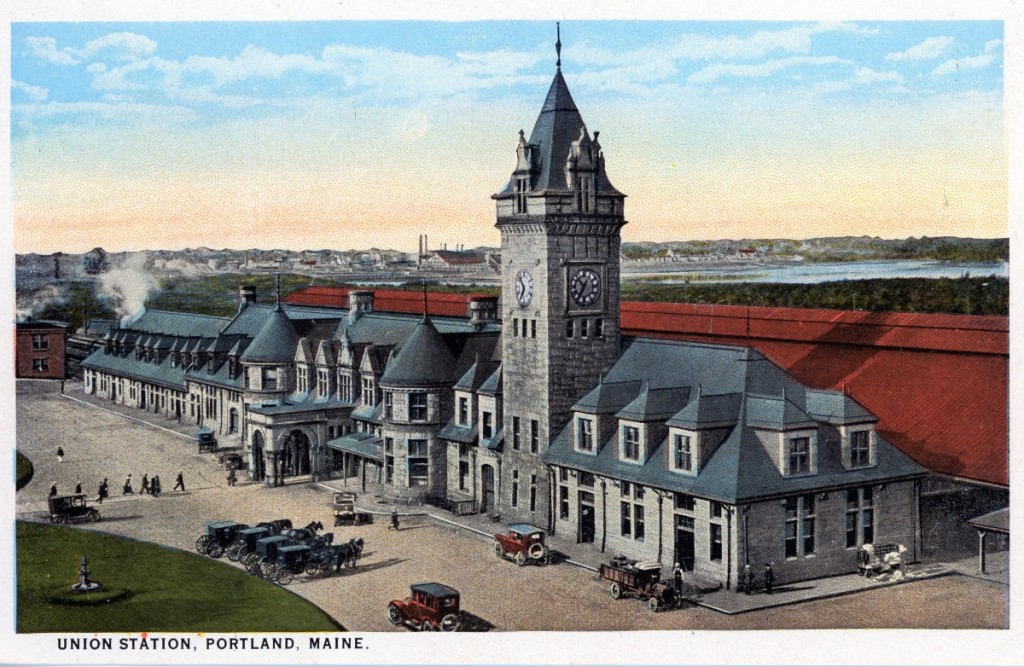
[625,260,1008,285]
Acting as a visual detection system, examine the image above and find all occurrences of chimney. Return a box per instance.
[239,284,256,310]
[348,290,375,323]
[467,295,498,329]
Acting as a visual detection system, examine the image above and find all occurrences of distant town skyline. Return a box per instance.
[12,20,1006,254]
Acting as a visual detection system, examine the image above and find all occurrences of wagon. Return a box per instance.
[386,582,461,631]
[226,518,295,562]
[493,523,549,566]
[196,520,248,558]
[599,557,679,611]
[245,534,293,576]
[196,426,218,453]
[267,544,312,585]
[47,494,100,524]
[333,491,372,526]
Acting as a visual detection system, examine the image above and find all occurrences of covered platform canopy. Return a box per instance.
[967,507,1008,575]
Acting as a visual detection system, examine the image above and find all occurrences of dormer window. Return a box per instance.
[458,396,469,425]
[672,433,693,472]
[576,417,594,452]
[789,436,811,474]
[482,411,493,439]
[262,367,278,391]
[362,378,374,406]
[383,391,394,420]
[850,430,870,467]
[622,425,640,461]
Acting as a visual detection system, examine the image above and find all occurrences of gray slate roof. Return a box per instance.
[380,317,457,388]
[241,306,299,363]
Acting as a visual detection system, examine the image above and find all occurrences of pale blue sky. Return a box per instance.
[11,21,1006,252]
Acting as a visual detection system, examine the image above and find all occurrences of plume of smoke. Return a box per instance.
[97,253,157,318]
[16,285,61,320]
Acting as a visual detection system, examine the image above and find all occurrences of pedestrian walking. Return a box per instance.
[742,563,753,595]
[227,468,237,487]
[56,447,64,462]
[122,474,134,494]
[672,562,684,593]
[763,563,774,595]
[74,480,83,495]
[49,482,58,497]
[389,508,400,531]
[140,474,150,494]
[97,478,109,503]
[174,471,185,492]
[152,475,161,497]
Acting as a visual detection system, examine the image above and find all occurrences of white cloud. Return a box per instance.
[13,100,197,123]
[885,36,955,62]
[688,56,850,85]
[854,68,903,84]
[12,80,49,101]
[984,39,1002,54]
[25,36,78,65]
[933,54,996,76]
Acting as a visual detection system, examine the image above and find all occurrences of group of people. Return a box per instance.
[740,562,775,595]
[121,471,186,496]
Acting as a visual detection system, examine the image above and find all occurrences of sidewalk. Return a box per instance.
[317,475,1008,616]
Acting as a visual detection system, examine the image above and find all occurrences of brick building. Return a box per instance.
[16,320,67,379]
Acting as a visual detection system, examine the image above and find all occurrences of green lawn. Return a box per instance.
[16,521,343,633]
[16,451,34,490]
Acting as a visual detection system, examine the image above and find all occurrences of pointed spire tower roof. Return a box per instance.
[241,307,299,364]
[379,316,456,388]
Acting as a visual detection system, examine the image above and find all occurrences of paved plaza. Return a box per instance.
[15,380,1007,631]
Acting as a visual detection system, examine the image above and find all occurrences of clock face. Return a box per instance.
[515,269,534,307]
[570,268,602,307]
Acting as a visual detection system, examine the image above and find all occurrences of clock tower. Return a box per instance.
[493,26,626,526]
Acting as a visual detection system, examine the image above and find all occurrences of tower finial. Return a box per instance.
[275,273,281,311]
[556,22,562,69]
[421,280,428,319]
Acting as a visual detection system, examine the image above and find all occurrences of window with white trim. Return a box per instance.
[673,433,693,471]
[785,494,816,557]
[621,425,640,461]
[850,430,870,467]
[577,417,594,452]
[788,436,811,474]
[846,486,874,548]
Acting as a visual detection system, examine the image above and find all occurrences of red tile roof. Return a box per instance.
[284,287,1008,486]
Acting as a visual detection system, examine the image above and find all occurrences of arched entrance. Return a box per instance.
[282,430,311,477]
[251,431,266,482]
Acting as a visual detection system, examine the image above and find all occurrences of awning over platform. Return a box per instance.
[968,507,1009,534]
[327,432,382,461]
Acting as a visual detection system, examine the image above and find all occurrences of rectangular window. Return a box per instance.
[710,523,722,561]
[409,392,428,421]
[531,320,537,338]
[673,433,692,471]
[318,369,328,395]
[383,391,394,420]
[851,430,870,467]
[595,318,603,338]
[515,177,528,214]
[32,358,49,372]
[622,426,640,460]
[710,501,723,518]
[262,367,278,391]
[512,416,521,450]
[513,318,519,337]
[530,474,537,512]
[577,417,594,451]
[511,469,519,507]
[846,486,875,547]
[458,397,469,425]
[31,334,49,350]
[559,467,568,482]
[559,485,569,519]
[789,436,811,474]
[674,493,695,512]
[635,504,645,541]
[620,501,632,537]
[566,320,574,338]
[362,378,374,406]
[579,472,595,487]
[530,419,539,453]
[785,494,816,557]
[482,411,493,439]
[580,319,589,338]
[459,461,469,491]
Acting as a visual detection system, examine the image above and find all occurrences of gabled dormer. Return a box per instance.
[570,379,642,456]
[478,365,503,449]
[615,383,689,465]
[746,392,820,477]
[665,389,741,475]
[805,389,879,470]
[314,340,337,398]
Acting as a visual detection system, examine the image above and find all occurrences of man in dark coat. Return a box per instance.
[49,482,58,497]
[97,478,108,503]
[141,474,150,494]
[122,475,134,494]
[763,563,775,594]
[389,508,400,531]
[152,475,161,497]
[672,562,684,593]
[74,480,83,495]
[174,471,185,492]
[56,447,64,462]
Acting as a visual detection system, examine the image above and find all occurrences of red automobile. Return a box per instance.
[493,523,549,566]
[386,582,461,631]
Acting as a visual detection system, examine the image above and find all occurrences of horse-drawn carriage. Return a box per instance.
[196,426,218,453]
[242,521,329,578]
[225,518,293,562]
[196,520,247,558]
[47,494,100,524]
[599,556,679,611]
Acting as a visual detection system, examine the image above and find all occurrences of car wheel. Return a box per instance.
[196,535,209,554]
[387,604,403,626]
[515,551,527,567]
[493,541,504,558]
[528,543,545,560]
[88,510,100,523]
[421,620,437,632]
[647,597,659,612]
[440,614,460,632]
[276,570,293,586]
[609,582,622,599]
